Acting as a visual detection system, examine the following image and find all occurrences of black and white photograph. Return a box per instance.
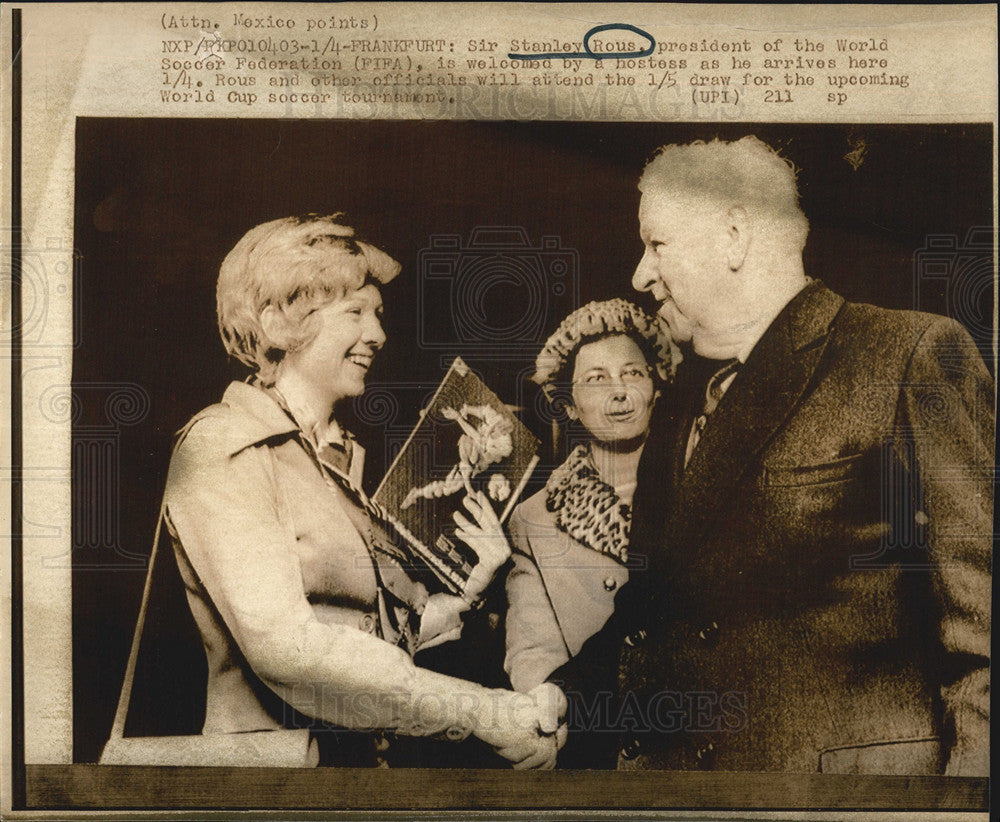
[67,119,991,781]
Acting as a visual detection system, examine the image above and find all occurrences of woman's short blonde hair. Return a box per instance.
[532,298,673,402]
[216,214,400,382]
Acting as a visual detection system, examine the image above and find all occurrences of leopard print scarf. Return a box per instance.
[544,444,631,565]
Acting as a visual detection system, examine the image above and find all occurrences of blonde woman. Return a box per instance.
[163,214,563,768]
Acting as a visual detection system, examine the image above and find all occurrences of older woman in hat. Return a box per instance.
[162,214,562,768]
[504,300,671,764]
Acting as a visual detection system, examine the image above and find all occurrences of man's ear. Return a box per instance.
[564,403,579,421]
[259,304,284,343]
[725,206,751,271]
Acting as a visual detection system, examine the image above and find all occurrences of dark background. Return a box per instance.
[72,119,993,763]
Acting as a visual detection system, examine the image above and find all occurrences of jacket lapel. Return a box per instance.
[669,282,845,556]
[631,387,687,561]
[534,528,630,654]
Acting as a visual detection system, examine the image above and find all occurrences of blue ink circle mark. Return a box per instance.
[508,23,656,61]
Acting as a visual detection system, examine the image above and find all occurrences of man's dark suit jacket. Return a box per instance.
[551,281,991,775]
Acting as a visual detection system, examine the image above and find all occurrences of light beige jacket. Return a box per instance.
[164,381,483,740]
[504,485,629,693]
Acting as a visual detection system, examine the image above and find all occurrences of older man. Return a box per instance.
[548,136,991,775]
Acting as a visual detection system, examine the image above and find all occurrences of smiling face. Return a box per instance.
[280,283,386,412]
[569,334,657,444]
[632,190,733,347]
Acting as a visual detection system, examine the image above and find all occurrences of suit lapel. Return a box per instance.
[669,282,845,557]
[631,391,686,560]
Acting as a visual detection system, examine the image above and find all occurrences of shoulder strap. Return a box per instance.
[107,415,203,741]
[106,496,168,741]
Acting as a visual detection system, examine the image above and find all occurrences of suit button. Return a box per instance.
[694,741,715,770]
[603,577,617,592]
[697,621,719,647]
[359,613,377,633]
[624,628,648,647]
[374,733,390,768]
[620,736,642,760]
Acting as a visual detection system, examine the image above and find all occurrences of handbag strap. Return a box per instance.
[107,414,204,742]
[107,494,168,742]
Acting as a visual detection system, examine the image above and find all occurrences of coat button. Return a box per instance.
[697,621,719,647]
[623,628,648,648]
[603,577,617,592]
[445,725,467,741]
[694,741,715,770]
[359,613,377,633]
[620,736,642,760]
[374,733,390,767]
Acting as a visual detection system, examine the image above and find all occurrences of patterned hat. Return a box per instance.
[532,298,673,400]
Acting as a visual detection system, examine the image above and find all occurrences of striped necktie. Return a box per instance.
[684,358,741,468]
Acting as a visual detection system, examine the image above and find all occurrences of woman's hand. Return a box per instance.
[453,491,511,602]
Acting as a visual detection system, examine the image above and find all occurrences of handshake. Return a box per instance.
[472,682,568,769]
[442,492,568,767]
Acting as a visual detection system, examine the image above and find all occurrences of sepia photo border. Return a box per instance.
[4,3,995,819]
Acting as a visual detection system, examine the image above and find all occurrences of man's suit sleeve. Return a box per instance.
[897,317,992,776]
[546,573,639,723]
